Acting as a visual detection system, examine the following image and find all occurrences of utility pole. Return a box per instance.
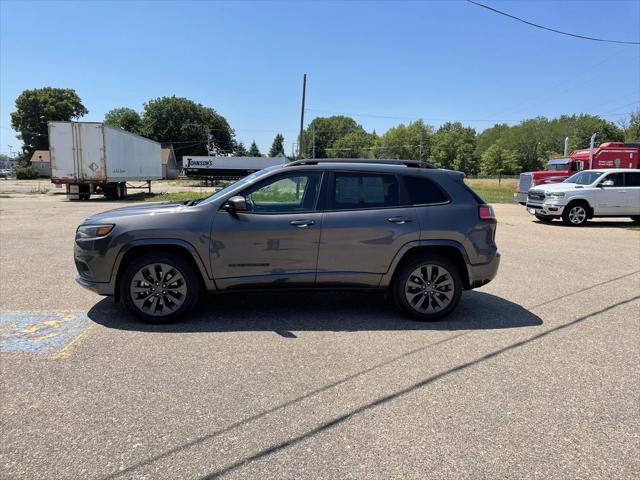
[419,130,423,162]
[312,125,316,159]
[589,132,597,169]
[298,73,307,159]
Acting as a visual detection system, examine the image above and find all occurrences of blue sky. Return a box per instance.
[1,0,639,156]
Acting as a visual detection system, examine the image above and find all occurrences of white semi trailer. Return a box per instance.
[49,121,162,200]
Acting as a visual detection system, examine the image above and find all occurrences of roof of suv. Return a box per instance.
[283,158,460,176]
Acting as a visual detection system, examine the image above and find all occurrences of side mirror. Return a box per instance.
[600,179,614,187]
[223,195,247,212]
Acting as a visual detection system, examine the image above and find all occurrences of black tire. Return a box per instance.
[104,184,120,200]
[120,252,200,323]
[393,254,462,321]
[631,216,640,223]
[119,183,128,199]
[535,214,553,223]
[562,201,589,226]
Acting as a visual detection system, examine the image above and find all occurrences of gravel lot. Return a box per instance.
[1,195,639,479]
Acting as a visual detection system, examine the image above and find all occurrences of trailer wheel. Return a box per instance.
[119,183,128,199]
[104,184,121,200]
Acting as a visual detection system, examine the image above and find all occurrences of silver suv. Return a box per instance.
[74,160,500,323]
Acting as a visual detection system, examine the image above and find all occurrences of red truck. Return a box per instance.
[514,142,640,204]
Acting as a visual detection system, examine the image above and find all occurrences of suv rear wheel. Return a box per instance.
[562,202,589,226]
[120,253,199,323]
[394,254,462,321]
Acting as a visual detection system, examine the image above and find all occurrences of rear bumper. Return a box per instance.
[75,275,114,296]
[467,252,500,289]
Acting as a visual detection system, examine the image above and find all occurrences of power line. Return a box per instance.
[466,0,640,45]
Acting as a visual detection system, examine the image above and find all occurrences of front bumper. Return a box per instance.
[526,201,565,217]
[75,275,115,296]
[467,252,501,289]
[513,192,528,205]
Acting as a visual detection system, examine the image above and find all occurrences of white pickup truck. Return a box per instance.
[526,168,640,226]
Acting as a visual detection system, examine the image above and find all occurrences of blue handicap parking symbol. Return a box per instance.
[0,312,90,354]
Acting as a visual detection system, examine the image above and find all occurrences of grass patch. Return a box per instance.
[466,178,517,204]
[124,191,206,203]
[0,194,12,198]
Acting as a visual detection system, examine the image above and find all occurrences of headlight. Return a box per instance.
[545,192,565,199]
[76,224,114,240]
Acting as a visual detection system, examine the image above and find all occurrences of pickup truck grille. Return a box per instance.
[518,173,532,193]
[528,189,546,202]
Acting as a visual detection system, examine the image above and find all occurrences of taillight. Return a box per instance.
[479,205,495,220]
[515,186,520,193]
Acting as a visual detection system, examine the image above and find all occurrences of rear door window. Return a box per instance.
[624,172,640,187]
[403,176,449,205]
[330,172,399,210]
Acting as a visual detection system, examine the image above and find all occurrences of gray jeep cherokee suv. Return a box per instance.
[75,159,500,323]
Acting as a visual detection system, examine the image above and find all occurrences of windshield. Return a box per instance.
[198,165,281,205]
[547,159,571,171]
[564,171,604,185]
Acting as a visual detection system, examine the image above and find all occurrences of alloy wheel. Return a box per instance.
[130,263,188,317]
[404,264,454,314]
[568,206,586,225]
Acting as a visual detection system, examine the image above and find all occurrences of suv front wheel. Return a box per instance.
[120,252,199,323]
[394,254,462,321]
[562,202,589,226]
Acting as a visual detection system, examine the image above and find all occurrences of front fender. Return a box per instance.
[110,238,216,292]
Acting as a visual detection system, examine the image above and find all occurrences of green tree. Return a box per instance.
[480,144,519,175]
[140,96,234,157]
[10,87,88,157]
[375,120,432,160]
[475,123,510,158]
[268,133,285,157]
[622,111,640,143]
[329,130,376,158]
[430,122,478,173]
[248,140,261,157]
[234,141,248,156]
[104,107,142,134]
[301,116,365,158]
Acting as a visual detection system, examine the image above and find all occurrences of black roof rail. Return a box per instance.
[285,158,435,168]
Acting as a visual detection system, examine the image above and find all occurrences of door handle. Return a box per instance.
[290,219,315,227]
[387,216,412,224]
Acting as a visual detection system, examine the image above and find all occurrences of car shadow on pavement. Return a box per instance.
[534,219,639,228]
[87,290,542,333]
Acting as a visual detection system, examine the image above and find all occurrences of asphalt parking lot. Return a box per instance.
[1,195,639,480]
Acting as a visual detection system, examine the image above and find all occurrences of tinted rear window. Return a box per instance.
[625,172,640,187]
[331,172,399,210]
[403,176,449,205]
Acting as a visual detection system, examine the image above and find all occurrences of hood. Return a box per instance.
[530,182,583,193]
[82,202,188,224]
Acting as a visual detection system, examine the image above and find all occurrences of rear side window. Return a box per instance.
[625,172,640,187]
[331,172,399,210]
[403,176,449,205]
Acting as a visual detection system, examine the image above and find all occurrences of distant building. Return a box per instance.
[30,150,51,177]
[182,156,287,179]
[161,144,179,179]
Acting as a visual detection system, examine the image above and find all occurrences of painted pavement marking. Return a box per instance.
[0,311,92,357]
